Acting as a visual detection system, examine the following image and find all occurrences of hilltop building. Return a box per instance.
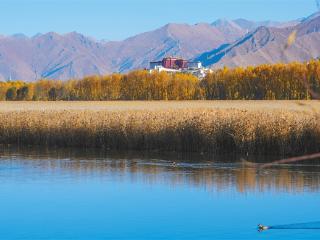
[149,57,211,79]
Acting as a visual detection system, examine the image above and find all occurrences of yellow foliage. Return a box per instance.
[0,60,319,100]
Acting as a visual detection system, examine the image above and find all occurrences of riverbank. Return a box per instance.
[0,101,319,156]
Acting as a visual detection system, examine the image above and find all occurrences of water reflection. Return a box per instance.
[0,146,320,193]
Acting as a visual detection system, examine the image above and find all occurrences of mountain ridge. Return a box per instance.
[196,15,320,69]
[0,14,319,81]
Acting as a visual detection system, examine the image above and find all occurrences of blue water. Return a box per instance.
[0,148,320,240]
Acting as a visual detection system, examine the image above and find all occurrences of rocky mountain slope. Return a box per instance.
[196,14,320,68]
[0,22,245,81]
[0,14,318,81]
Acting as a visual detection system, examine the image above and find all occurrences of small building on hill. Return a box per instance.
[149,57,210,79]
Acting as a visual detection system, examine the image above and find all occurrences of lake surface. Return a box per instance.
[0,147,320,240]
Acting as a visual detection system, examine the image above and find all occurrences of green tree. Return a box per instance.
[16,86,29,100]
[48,87,57,101]
[6,87,17,100]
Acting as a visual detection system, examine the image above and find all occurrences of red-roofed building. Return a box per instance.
[149,57,210,79]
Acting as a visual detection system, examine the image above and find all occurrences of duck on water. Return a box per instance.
[258,224,270,231]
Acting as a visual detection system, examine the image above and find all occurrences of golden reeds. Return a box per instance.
[0,101,319,156]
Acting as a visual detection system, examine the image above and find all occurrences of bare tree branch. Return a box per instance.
[259,153,320,169]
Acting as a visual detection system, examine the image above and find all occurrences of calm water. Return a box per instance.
[0,147,320,240]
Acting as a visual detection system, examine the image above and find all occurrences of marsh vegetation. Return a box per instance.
[0,101,319,157]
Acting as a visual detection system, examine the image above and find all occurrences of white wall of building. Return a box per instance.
[188,61,202,69]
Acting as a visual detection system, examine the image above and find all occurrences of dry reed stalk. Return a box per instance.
[0,101,319,157]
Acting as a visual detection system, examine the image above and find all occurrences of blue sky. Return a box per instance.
[0,0,317,40]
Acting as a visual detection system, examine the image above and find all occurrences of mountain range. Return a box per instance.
[0,13,319,81]
[196,12,320,68]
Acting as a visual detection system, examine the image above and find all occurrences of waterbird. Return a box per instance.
[258,224,270,232]
[258,221,320,231]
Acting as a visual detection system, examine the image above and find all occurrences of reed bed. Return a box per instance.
[0,101,319,156]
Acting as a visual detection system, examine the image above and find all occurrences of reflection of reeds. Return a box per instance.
[0,102,319,156]
[1,146,320,193]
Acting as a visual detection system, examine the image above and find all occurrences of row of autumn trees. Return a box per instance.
[1,60,320,101]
